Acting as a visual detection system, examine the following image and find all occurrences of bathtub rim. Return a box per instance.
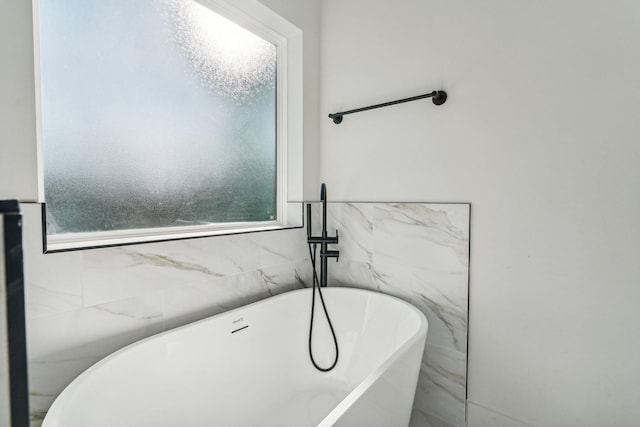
[42,286,428,426]
[317,289,428,426]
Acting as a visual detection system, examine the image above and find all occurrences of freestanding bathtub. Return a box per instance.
[42,287,428,427]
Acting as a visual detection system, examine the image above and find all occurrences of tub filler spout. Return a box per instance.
[306,183,339,288]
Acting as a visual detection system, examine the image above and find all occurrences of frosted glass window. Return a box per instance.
[39,0,277,235]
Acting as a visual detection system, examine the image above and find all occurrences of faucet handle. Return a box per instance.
[324,230,339,244]
[322,250,340,260]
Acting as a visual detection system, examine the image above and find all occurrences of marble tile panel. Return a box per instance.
[372,203,469,274]
[329,258,414,304]
[160,271,272,331]
[412,344,467,427]
[82,233,261,306]
[27,295,164,423]
[330,259,377,290]
[181,233,262,273]
[249,227,308,267]
[82,247,190,307]
[29,356,100,424]
[24,280,83,321]
[257,261,308,296]
[27,295,164,362]
[411,268,468,352]
[323,202,469,427]
[293,258,313,289]
[326,202,374,263]
[308,202,374,263]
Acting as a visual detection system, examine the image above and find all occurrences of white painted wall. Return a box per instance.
[0,0,320,202]
[320,1,640,426]
[0,0,40,201]
[256,0,321,198]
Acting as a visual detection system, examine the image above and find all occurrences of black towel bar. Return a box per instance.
[328,90,447,124]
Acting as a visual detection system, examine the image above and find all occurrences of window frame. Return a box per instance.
[33,0,303,252]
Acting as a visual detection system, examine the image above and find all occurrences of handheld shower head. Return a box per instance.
[306,203,312,238]
[320,183,327,235]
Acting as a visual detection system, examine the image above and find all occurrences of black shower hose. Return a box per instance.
[307,242,339,372]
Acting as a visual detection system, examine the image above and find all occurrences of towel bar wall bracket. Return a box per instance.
[328,90,447,124]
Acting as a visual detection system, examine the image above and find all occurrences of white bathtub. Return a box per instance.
[42,287,428,427]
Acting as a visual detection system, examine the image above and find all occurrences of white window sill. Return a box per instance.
[44,221,302,252]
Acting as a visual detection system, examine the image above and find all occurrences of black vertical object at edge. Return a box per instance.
[1,200,30,427]
[41,203,47,254]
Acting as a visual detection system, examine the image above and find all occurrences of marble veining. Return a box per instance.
[323,202,470,427]
[374,203,469,272]
[124,249,223,277]
[81,240,260,307]
[412,287,467,352]
[328,203,374,263]
[27,296,165,423]
[249,228,309,266]
[412,344,467,427]
[25,284,82,320]
[258,264,307,296]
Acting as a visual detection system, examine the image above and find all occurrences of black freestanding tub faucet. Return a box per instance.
[306,183,339,287]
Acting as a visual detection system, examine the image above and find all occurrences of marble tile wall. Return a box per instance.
[21,201,469,427]
[319,202,470,427]
[20,203,311,425]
